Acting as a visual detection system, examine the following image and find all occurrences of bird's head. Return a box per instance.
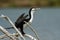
[29,7,40,14]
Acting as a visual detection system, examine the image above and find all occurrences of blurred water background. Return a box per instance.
[0,8,60,40]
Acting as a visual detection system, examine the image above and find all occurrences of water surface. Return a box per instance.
[0,8,60,40]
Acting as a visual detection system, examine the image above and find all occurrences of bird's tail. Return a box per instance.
[5,27,14,29]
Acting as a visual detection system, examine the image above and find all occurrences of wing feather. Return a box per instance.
[15,13,28,24]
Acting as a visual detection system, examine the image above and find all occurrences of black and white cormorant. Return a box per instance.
[5,7,40,36]
[15,7,40,36]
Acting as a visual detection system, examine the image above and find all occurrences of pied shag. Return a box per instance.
[6,7,40,36]
[15,7,40,35]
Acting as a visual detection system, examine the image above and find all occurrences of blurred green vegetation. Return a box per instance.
[0,0,60,7]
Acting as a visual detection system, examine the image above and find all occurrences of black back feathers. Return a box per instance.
[15,13,28,24]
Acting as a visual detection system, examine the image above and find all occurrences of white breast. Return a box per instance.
[29,11,34,23]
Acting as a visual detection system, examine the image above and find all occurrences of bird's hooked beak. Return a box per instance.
[35,8,40,11]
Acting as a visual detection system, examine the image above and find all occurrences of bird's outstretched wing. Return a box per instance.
[16,13,25,22]
[15,13,28,24]
[6,13,28,29]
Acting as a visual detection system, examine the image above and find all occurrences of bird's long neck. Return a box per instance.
[29,10,34,23]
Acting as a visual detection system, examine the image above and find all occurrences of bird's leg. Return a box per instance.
[18,27,25,36]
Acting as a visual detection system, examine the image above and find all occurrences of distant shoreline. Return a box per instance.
[0,0,60,7]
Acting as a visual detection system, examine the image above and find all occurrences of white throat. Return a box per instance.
[29,11,35,23]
